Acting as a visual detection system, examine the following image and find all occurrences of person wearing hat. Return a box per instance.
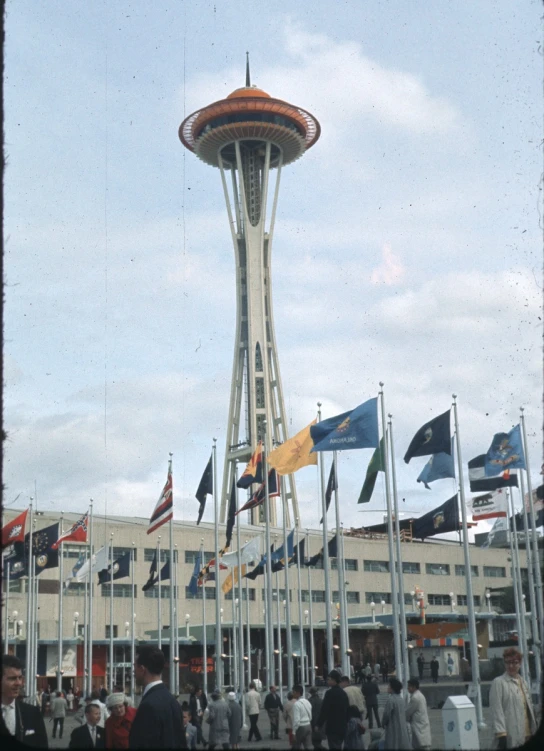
[105,692,137,749]
[227,691,242,749]
[206,689,231,750]
[316,669,350,750]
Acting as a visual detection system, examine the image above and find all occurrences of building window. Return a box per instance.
[456,594,482,606]
[224,588,255,601]
[484,566,506,578]
[8,579,24,593]
[332,591,360,604]
[364,560,389,573]
[365,593,392,604]
[404,593,413,605]
[455,564,478,577]
[255,378,265,409]
[308,557,324,570]
[105,625,118,639]
[473,595,481,606]
[261,589,291,601]
[101,584,137,598]
[255,343,263,372]
[490,595,502,607]
[144,549,178,563]
[331,558,358,571]
[144,586,177,599]
[64,545,89,560]
[426,563,450,576]
[402,562,420,574]
[65,583,90,597]
[300,590,326,603]
[113,546,137,561]
[185,550,214,564]
[185,586,216,600]
[428,594,451,606]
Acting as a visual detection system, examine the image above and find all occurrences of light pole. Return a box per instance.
[486,591,492,613]
[381,600,386,615]
[185,614,191,640]
[370,602,376,624]
[125,621,130,638]
[73,612,79,639]
[411,591,416,611]
[449,593,456,613]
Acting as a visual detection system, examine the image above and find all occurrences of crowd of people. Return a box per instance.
[0,646,538,749]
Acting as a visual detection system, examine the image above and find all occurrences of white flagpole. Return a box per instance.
[130,543,136,702]
[168,453,175,693]
[295,523,307,684]
[332,452,348,676]
[200,539,208,697]
[157,536,162,650]
[451,395,485,728]
[4,561,10,653]
[263,549,271,687]
[213,438,223,690]
[32,552,39,702]
[245,544,251,687]
[275,571,283,694]
[518,471,541,694]
[378,385,403,683]
[262,420,274,689]
[232,574,238,690]
[109,532,114,691]
[174,543,179,696]
[317,402,334,677]
[281,476,294,694]
[508,489,530,678]
[235,469,246,712]
[57,511,64,692]
[306,530,316,687]
[388,415,410,688]
[87,499,94,696]
[25,499,34,688]
[83,554,88,695]
[339,524,350,676]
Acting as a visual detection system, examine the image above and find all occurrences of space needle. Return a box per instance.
[179,58,320,525]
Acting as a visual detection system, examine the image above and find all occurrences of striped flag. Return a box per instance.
[52,513,88,549]
[148,459,173,534]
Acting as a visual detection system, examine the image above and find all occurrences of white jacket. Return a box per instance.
[246,689,261,715]
[405,690,431,749]
[293,698,313,731]
[489,672,536,748]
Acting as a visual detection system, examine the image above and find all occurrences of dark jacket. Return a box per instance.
[188,692,208,724]
[0,698,48,748]
[264,692,283,711]
[128,683,187,749]
[317,684,349,736]
[69,723,106,749]
[361,680,380,707]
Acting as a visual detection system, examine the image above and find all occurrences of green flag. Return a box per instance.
[358,437,385,503]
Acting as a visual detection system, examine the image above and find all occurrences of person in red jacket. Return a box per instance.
[105,693,137,749]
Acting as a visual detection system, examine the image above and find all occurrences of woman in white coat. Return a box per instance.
[489,647,536,749]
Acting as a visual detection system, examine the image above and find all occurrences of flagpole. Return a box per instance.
[275,569,283,695]
[294,522,307,684]
[519,408,544,655]
[451,395,485,728]
[232,575,238,690]
[83,555,88,696]
[508,488,530,679]
[166,454,174,692]
[235,469,246,713]
[388,415,410,688]
[108,532,114,691]
[212,438,223,691]
[518,471,541,695]
[174,543,179,696]
[339,524,350,677]
[4,562,10,653]
[282,477,294,693]
[200,539,208,697]
[263,548,271,688]
[505,490,524,664]
[262,420,274,690]
[331,452,348,676]
[32,552,39,702]
[57,511,64,692]
[87,499,94,696]
[130,543,136,702]
[157,536,162,650]
[245,544,251,688]
[317,402,334,678]
[25,498,34,688]
[306,530,315,687]
[378,385,403,684]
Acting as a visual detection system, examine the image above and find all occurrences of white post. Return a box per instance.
[306,531,316,687]
[282,477,294,692]
[87,500,94,696]
[213,438,223,691]
[263,420,275,688]
[508,489,530,679]
[109,533,114,692]
[332,452,347,676]
[24,500,34,688]
[168,453,175,693]
[317,403,334,677]
[130,544,136,702]
[518,470,541,692]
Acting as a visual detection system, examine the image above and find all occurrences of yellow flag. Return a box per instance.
[267,420,318,475]
[222,564,247,595]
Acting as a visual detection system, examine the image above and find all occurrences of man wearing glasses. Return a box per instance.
[489,647,537,748]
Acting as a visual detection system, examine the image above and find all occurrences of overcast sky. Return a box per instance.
[3,1,542,538]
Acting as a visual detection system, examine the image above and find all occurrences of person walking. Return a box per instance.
[316,669,350,750]
[105,693,137,749]
[0,655,48,748]
[245,681,262,742]
[406,678,431,750]
[292,685,313,750]
[430,656,439,684]
[227,691,242,750]
[361,675,380,729]
[416,654,425,680]
[344,704,365,750]
[308,686,325,750]
[264,684,283,740]
[489,647,537,749]
[381,660,389,684]
[189,686,208,747]
[206,689,230,750]
[340,675,366,717]
[382,678,411,750]
[363,663,372,681]
[128,645,186,749]
[51,690,68,739]
[283,691,296,746]
[373,662,381,681]
[66,688,74,711]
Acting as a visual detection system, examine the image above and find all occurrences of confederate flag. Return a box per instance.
[52,513,89,549]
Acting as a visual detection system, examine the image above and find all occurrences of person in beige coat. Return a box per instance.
[406,679,431,750]
[245,682,262,742]
[489,647,537,749]
[340,675,366,716]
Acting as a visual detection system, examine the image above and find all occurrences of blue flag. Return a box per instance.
[310,398,379,453]
[271,530,295,563]
[188,550,203,596]
[485,424,526,476]
[417,439,456,489]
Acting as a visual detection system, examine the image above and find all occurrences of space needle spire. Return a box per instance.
[179,63,320,525]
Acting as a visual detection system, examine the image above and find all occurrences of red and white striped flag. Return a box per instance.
[52,512,89,549]
[148,460,173,534]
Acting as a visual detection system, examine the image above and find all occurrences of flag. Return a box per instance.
[225,478,237,549]
[271,530,295,563]
[195,454,213,525]
[142,558,170,592]
[320,463,337,523]
[358,437,385,503]
[291,538,306,566]
[307,536,338,567]
[188,550,203,596]
[244,543,275,579]
[469,489,508,521]
[64,553,86,588]
[74,546,109,582]
[310,398,379,453]
[5,546,27,580]
[148,459,173,534]
[412,495,459,540]
[97,551,131,585]
[142,548,158,591]
[236,469,279,515]
[482,517,508,548]
[2,509,29,547]
[485,424,526,475]
[52,513,89,549]
[404,410,451,463]
[267,421,318,474]
[525,484,544,513]
[220,537,261,567]
[222,564,247,595]
[207,558,228,573]
[468,455,518,492]
[416,439,456,489]
[237,443,263,488]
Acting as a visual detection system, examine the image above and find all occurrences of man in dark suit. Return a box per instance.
[1,654,48,748]
[69,703,105,748]
[129,645,187,749]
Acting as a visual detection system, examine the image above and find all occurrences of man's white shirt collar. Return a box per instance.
[143,680,163,697]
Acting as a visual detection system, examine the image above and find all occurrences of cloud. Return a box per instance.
[371,243,406,286]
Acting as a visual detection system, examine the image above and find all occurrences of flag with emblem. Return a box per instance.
[2,509,29,547]
[27,523,60,575]
[195,454,213,525]
[236,469,279,515]
[148,459,173,534]
[404,410,451,463]
[310,398,379,453]
[52,513,89,549]
[468,454,518,492]
[267,421,318,475]
[469,489,508,521]
[485,424,526,476]
[412,495,459,540]
[237,442,263,488]
[97,551,131,585]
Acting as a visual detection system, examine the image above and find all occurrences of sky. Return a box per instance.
[3,0,543,537]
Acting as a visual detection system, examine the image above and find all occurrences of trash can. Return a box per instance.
[442,695,479,750]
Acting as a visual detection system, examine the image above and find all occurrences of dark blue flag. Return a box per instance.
[485,424,526,476]
[404,410,451,463]
[224,478,237,549]
[196,454,213,525]
[188,550,203,596]
[412,495,459,540]
[311,398,379,453]
[97,551,131,585]
[306,535,338,567]
[271,530,295,563]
